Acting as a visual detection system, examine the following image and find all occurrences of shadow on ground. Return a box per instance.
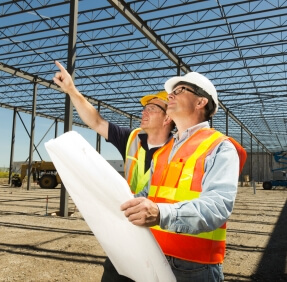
[251,200,287,281]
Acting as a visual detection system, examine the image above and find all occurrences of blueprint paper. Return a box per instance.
[45,131,175,282]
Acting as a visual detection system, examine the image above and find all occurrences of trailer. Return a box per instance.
[11,161,61,189]
[262,151,287,190]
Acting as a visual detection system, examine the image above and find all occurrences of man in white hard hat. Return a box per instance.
[121,72,247,281]
[53,61,174,281]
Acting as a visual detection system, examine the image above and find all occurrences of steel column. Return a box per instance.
[59,0,78,217]
[129,114,133,129]
[96,102,101,153]
[250,135,253,181]
[226,110,229,136]
[240,126,243,186]
[257,143,260,183]
[55,118,58,138]
[27,81,37,190]
[8,108,17,185]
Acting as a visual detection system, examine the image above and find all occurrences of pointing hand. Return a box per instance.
[53,61,76,94]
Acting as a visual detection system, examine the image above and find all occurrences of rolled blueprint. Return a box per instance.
[45,131,175,282]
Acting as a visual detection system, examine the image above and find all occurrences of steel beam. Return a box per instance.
[0,62,140,122]
[107,0,191,74]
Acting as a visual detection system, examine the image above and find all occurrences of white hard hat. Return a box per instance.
[164,72,218,116]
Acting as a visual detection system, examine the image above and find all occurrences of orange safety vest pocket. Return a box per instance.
[162,159,184,187]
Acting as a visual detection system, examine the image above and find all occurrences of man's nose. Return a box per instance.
[168,93,175,100]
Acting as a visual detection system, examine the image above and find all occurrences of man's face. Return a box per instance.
[140,99,167,130]
[167,85,199,118]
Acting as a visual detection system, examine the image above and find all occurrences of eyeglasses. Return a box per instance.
[169,86,215,116]
[142,103,166,113]
[169,86,198,96]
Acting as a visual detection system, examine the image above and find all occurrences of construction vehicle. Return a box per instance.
[11,161,61,189]
[262,151,287,190]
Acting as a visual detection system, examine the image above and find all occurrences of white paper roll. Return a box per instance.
[45,131,175,282]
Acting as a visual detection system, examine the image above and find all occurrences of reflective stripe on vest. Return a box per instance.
[148,128,247,264]
[124,128,150,194]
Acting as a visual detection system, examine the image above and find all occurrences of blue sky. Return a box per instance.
[0,107,122,169]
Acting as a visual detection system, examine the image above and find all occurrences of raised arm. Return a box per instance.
[53,61,109,139]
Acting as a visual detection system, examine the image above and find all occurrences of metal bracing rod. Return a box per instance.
[23,127,56,163]
[16,112,42,161]
[34,119,56,148]
[107,0,190,74]
[0,62,141,123]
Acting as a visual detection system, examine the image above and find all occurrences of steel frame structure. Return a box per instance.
[1,0,287,155]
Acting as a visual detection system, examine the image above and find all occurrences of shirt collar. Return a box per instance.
[173,121,210,141]
[138,131,173,150]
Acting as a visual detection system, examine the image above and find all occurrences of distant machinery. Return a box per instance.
[263,152,287,190]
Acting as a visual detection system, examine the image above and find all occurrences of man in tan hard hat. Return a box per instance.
[121,72,247,281]
[53,61,174,281]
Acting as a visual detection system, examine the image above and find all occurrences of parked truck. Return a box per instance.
[12,161,61,189]
[262,151,287,190]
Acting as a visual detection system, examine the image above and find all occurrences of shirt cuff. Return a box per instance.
[157,203,177,231]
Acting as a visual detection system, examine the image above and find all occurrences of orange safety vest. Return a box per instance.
[124,128,150,194]
[148,128,247,264]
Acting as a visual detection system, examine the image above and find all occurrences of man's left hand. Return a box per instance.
[120,197,160,227]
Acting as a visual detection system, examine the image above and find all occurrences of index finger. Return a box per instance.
[55,60,66,72]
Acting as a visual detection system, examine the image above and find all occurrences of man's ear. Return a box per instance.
[163,115,173,126]
[196,97,208,110]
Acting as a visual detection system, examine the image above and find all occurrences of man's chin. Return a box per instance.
[140,122,148,129]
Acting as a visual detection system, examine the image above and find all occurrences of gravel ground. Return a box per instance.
[0,179,286,281]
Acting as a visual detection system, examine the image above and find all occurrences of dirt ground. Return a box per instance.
[0,179,286,282]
